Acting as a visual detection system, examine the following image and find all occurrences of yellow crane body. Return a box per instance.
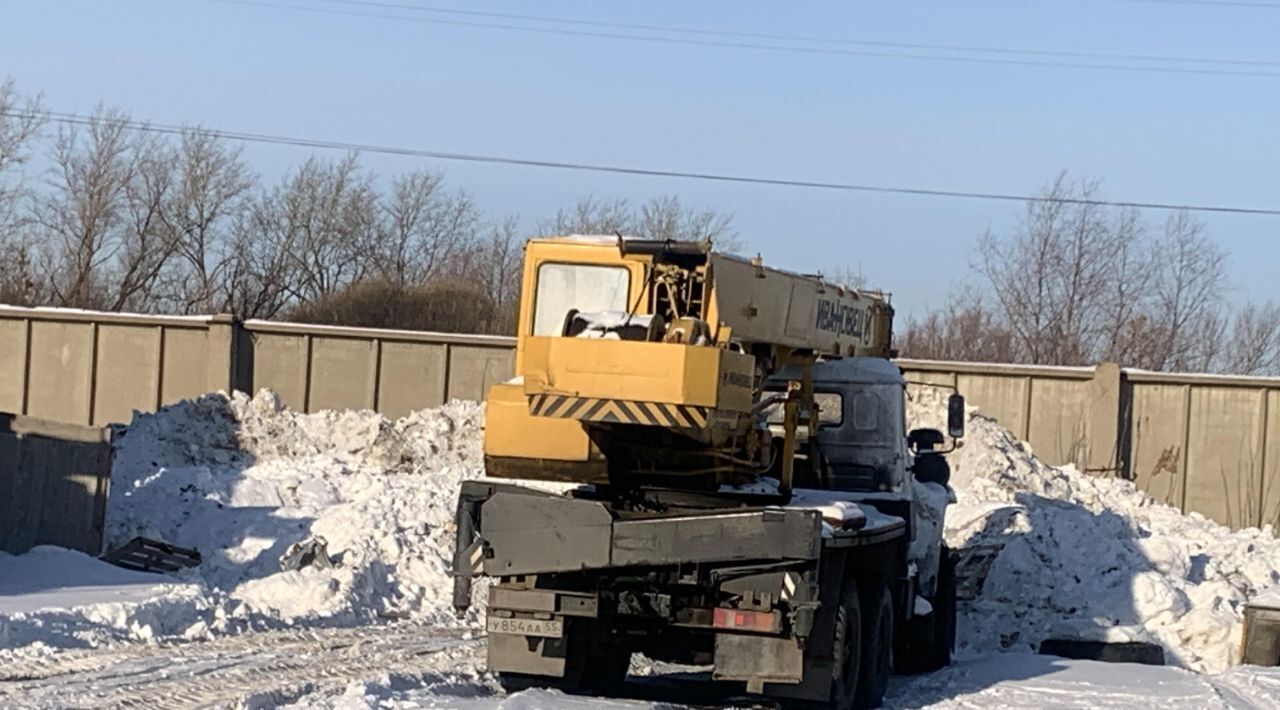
[483,236,894,488]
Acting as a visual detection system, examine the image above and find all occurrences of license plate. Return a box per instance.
[486,615,564,638]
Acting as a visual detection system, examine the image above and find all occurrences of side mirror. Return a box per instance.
[947,393,966,439]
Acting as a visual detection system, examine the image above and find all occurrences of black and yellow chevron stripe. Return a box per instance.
[529,394,709,428]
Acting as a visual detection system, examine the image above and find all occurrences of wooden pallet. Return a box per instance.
[100,536,201,573]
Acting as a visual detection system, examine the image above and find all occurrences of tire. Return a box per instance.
[497,620,630,695]
[562,619,630,694]
[896,547,957,675]
[931,549,957,669]
[828,580,864,710]
[854,580,894,709]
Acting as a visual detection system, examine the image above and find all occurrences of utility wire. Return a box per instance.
[311,0,1280,69]
[7,108,1280,217]
[209,0,1280,78]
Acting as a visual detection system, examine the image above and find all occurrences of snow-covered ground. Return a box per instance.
[2,387,1280,708]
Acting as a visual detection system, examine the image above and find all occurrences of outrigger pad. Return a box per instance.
[100,536,202,573]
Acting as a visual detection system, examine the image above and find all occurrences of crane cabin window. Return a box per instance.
[532,263,631,336]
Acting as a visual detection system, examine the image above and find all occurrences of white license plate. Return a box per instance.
[487,616,564,638]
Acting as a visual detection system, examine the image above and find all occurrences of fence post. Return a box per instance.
[206,315,246,395]
[1086,362,1124,477]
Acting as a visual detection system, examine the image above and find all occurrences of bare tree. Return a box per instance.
[539,195,635,236]
[637,195,739,251]
[1095,208,1157,363]
[265,154,378,304]
[467,216,523,333]
[977,174,1150,366]
[375,169,479,287]
[1143,210,1227,371]
[222,194,296,319]
[110,131,180,311]
[0,78,44,237]
[159,129,255,314]
[0,78,46,306]
[541,193,740,251]
[35,107,139,308]
[1222,302,1280,376]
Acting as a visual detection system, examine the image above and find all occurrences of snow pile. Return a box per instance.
[0,546,212,650]
[1,391,488,654]
[908,386,1280,672]
[107,391,486,630]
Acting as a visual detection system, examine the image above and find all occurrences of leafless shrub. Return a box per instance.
[898,295,1016,362]
[288,278,496,333]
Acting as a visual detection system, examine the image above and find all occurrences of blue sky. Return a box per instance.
[2,0,1278,318]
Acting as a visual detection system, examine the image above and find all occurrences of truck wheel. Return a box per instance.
[828,581,864,710]
[854,580,894,709]
[561,620,630,693]
[930,549,958,669]
[896,547,957,675]
[497,621,629,695]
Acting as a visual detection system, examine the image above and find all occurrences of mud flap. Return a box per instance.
[488,629,570,677]
[713,633,804,691]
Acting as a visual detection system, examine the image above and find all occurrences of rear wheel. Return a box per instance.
[828,581,864,709]
[930,550,958,669]
[896,547,957,675]
[497,620,630,695]
[854,580,894,709]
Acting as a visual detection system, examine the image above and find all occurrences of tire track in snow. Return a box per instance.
[0,624,485,709]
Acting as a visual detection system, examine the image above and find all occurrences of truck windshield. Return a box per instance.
[532,263,630,336]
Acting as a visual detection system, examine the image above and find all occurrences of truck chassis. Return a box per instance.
[453,481,954,708]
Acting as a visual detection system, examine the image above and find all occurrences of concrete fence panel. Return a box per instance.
[1263,389,1280,529]
[1126,371,1280,528]
[26,319,95,425]
[240,320,516,416]
[308,336,379,412]
[1129,380,1189,509]
[1185,386,1267,528]
[378,341,449,419]
[0,307,227,427]
[93,324,162,427]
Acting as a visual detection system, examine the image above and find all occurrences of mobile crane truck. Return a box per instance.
[452,236,966,709]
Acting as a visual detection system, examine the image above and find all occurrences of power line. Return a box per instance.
[311,0,1280,69]
[208,0,1280,78]
[7,108,1280,217]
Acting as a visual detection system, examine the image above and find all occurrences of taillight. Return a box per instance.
[713,607,782,634]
